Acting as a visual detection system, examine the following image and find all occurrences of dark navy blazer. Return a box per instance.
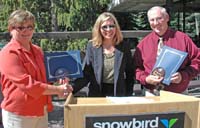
[73,41,134,96]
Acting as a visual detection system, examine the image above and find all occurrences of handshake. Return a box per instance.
[44,78,73,99]
[55,78,73,98]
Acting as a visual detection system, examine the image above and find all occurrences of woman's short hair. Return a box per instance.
[91,12,123,48]
[8,9,35,31]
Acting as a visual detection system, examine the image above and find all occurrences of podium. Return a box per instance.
[64,91,200,128]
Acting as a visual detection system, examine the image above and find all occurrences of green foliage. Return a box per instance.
[0,0,52,32]
[0,0,110,51]
[130,12,150,30]
[114,11,149,31]
[66,39,88,51]
[114,11,150,48]
[37,38,88,52]
[0,0,200,49]
[170,12,199,38]
[63,0,109,31]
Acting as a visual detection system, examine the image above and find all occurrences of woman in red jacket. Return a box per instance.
[0,9,73,128]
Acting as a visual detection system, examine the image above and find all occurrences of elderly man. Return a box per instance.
[134,6,200,93]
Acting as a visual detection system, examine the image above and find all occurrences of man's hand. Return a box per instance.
[145,74,163,86]
[171,72,182,84]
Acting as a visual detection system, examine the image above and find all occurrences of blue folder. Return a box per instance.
[152,46,188,85]
[44,50,83,82]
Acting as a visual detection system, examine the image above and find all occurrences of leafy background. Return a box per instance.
[0,0,200,51]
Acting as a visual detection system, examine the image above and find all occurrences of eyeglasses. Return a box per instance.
[101,25,116,31]
[13,25,34,31]
[149,17,164,23]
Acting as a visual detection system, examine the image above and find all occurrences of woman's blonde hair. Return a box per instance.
[8,9,35,31]
[91,12,123,48]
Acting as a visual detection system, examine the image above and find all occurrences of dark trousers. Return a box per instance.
[102,83,114,96]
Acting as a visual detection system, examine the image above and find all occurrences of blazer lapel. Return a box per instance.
[114,48,123,95]
[93,47,103,89]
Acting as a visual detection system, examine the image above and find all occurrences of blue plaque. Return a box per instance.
[44,50,83,82]
[153,46,188,85]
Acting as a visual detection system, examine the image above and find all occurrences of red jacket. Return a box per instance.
[0,39,53,116]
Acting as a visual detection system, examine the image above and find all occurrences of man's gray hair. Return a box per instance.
[147,6,168,20]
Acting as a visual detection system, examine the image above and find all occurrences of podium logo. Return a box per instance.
[94,117,159,128]
[93,117,179,128]
[86,112,184,128]
[160,118,178,128]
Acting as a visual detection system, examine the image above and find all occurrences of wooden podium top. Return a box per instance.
[65,90,200,106]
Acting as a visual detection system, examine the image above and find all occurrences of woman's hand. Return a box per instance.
[56,83,73,98]
[56,77,73,98]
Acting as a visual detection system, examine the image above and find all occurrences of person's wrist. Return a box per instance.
[54,86,60,95]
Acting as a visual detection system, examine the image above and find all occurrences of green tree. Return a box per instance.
[0,0,110,51]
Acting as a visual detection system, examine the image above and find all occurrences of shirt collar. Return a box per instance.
[11,38,33,53]
[153,28,172,42]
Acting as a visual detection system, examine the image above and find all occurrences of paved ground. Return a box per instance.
[48,101,65,128]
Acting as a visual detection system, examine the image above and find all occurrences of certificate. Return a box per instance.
[44,50,83,82]
[152,46,188,85]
